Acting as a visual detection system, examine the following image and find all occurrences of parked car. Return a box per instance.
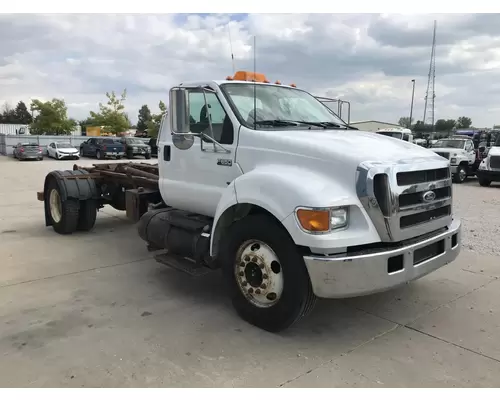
[119,137,152,159]
[147,138,158,157]
[13,142,43,161]
[47,142,80,160]
[80,138,125,160]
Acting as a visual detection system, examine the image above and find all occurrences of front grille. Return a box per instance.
[490,155,500,169]
[399,186,451,208]
[435,152,450,160]
[357,161,453,243]
[400,205,451,229]
[397,168,449,186]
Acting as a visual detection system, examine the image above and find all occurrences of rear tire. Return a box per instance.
[46,178,80,234]
[145,153,151,160]
[77,200,98,231]
[96,150,102,160]
[220,214,317,333]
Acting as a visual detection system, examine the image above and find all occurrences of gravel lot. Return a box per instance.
[0,156,499,387]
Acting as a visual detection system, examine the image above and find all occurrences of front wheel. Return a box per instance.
[478,177,492,187]
[145,153,151,160]
[96,150,102,160]
[220,214,317,332]
[453,165,467,183]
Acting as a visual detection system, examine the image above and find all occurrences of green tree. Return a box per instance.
[456,116,472,129]
[14,101,33,124]
[0,102,16,123]
[137,105,152,132]
[398,116,412,128]
[30,98,77,135]
[146,100,167,138]
[90,90,130,134]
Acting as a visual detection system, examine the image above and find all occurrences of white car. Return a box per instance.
[47,142,80,160]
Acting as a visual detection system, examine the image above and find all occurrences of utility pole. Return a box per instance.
[423,20,437,131]
[409,79,415,129]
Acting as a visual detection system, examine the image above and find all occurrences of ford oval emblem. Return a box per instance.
[422,190,436,203]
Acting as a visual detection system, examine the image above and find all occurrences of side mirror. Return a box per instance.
[169,87,190,134]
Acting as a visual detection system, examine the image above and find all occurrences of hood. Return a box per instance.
[430,147,464,153]
[58,148,78,153]
[488,146,500,156]
[255,129,445,166]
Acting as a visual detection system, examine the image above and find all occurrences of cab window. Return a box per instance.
[188,89,234,145]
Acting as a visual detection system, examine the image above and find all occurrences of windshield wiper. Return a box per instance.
[254,119,300,127]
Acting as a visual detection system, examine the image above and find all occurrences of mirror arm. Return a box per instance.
[195,133,231,154]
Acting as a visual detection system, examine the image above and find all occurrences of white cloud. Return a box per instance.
[1,13,500,127]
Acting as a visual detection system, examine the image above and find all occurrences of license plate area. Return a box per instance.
[413,239,445,265]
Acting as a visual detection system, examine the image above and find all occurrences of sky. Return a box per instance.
[1,13,499,127]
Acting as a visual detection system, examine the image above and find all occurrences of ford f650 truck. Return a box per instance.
[37,71,462,332]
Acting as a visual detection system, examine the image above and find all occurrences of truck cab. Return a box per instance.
[430,137,476,183]
[477,134,500,186]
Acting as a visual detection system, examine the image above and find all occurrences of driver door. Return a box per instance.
[465,140,476,165]
[159,87,242,217]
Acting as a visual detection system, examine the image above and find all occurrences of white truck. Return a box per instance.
[476,134,500,186]
[37,71,461,332]
[430,137,477,183]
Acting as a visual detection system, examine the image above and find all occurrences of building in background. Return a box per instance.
[349,120,402,132]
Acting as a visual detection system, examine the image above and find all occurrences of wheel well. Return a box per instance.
[459,161,469,166]
[211,203,288,258]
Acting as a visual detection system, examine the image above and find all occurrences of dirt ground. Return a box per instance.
[0,156,499,387]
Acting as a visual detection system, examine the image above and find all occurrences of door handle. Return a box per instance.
[163,145,171,161]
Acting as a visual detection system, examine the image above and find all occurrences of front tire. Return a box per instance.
[478,177,492,187]
[96,150,102,160]
[453,165,467,183]
[145,153,151,160]
[45,178,80,234]
[220,214,317,332]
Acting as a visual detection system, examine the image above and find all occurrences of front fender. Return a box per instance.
[210,165,381,256]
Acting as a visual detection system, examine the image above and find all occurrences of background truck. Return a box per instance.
[37,71,461,332]
[79,137,126,160]
[429,136,476,183]
[476,134,500,186]
[375,127,414,143]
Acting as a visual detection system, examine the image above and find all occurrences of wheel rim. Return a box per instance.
[459,168,466,181]
[49,188,62,223]
[234,240,284,308]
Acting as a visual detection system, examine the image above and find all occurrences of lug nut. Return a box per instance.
[239,271,244,276]
[263,273,268,279]
[255,289,261,295]
[260,264,265,270]
[244,256,250,262]
[241,281,247,286]
[252,256,258,262]
[248,288,254,294]
[260,284,267,289]
[240,262,245,267]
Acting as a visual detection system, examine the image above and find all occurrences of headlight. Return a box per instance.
[132,146,138,151]
[450,158,457,164]
[296,206,349,234]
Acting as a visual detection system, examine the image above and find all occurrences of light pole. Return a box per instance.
[409,79,415,129]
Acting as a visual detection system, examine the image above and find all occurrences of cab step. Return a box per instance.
[154,252,211,277]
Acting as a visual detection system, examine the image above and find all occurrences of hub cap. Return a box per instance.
[459,168,466,180]
[234,240,284,308]
[49,188,62,223]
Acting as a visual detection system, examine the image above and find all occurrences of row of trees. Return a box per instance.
[398,116,474,134]
[1,91,167,138]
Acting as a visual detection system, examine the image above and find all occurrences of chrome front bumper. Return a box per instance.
[304,218,461,299]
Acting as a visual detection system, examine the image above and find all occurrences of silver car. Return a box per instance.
[13,142,43,161]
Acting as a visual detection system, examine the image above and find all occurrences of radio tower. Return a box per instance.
[423,20,437,129]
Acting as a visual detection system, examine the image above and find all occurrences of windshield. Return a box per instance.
[126,138,145,144]
[433,139,465,149]
[377,131,403,140]
[220,83,347,129]
[57,143,73,148]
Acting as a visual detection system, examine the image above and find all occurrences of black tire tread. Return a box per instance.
[77,199,98,231]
